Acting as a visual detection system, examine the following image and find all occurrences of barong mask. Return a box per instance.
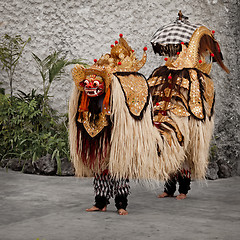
[81,75,105,97]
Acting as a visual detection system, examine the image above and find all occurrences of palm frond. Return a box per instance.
[12,37,31,66]
[42,51,60,71]
[49,58,66,83]
[32,53,42,68]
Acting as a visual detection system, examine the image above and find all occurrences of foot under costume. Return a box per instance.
[93,170,130,210]
[164,170,191,196]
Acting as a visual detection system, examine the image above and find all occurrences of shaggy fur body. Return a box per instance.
[149,69,215,180]
[69,74,183,181]
[170,107,214,179]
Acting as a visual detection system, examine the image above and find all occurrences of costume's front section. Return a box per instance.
[70,34,154,179]
[148,12,229,184]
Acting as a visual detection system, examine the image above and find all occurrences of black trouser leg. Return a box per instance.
[178,174,191,195]
[115,194,128,210]
[164,176,177,196]
[93,172,113,209]
[114,178,130,210]
[94,195,110,210]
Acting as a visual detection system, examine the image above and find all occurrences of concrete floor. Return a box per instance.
[0,168,240,240]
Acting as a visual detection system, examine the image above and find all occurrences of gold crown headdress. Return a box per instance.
[95,34,147,72]
[72,34,147,92]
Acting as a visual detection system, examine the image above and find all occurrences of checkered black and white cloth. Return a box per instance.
[93,173,130,200]
[151,20,201,46]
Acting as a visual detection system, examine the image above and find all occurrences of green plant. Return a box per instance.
[0,34,31,97]
[32,51,87,116]
[0,90,42,160]
[0,90,69,163]
[0,48,87,173]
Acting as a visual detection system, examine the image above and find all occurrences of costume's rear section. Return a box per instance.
[148,12,229,180]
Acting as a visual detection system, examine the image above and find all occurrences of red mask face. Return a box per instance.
[80,75,105,97]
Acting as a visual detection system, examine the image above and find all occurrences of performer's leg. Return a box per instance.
[86,170,113,212]
[113,177,130,215]
[158,175,177,198]
[176,170,191,200]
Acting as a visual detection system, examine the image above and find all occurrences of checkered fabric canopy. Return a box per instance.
[151,19,201,56]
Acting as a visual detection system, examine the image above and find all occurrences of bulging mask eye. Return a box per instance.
[84,79,89,85]
[93,81,100,87]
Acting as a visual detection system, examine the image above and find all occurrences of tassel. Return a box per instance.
[79,91,89,111]
[199,35,229,74]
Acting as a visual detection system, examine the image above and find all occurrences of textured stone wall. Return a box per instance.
[0,0,239,173]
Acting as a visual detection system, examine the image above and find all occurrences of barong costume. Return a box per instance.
[69,35,181,209]
[148,13,229,194]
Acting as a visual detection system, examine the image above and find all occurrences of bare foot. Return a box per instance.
[86,205,107,212]
[158,192,173,198]
[118,209,128,215]
[176,193,187,200]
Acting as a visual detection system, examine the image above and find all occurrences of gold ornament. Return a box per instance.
[72,35,147,92]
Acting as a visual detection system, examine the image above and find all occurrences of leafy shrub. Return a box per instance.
[0,90,69,163]
[0,37,87,173]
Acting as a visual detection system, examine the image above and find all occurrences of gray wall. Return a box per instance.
[0,0,239,173]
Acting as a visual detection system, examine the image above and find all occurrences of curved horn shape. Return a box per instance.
[188,26,230,73]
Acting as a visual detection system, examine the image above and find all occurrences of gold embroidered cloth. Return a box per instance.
[78,111,109,138]
[116,74,149,117]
